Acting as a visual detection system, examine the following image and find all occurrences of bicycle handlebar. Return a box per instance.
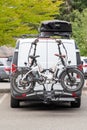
[29,55,40,67]
[55,39,67,66]
[29,55,40,60]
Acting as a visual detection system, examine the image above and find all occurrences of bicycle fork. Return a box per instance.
[65,68,74,83]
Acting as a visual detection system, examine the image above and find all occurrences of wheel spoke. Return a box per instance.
[12,70,34,93]
[60,68,84,92]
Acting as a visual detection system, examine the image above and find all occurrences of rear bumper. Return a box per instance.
[11,89,82,103]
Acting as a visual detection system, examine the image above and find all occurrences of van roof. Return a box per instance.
[17,38,77,68]
[17,38,75,44]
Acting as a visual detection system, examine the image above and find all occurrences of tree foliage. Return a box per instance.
[0,0,62,46]
[72,9,87,56]
[0,0,87,56]
[57,0,87,56]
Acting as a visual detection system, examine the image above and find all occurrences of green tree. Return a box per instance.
[71,0,87,12]
[56,0,87,21]
[56,0,87,55]
[0,0,62,46]
[72,9,87,56]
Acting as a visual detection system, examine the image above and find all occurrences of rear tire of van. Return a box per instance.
[11,96,20,108]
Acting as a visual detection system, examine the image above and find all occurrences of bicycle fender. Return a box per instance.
[58,67,75,79]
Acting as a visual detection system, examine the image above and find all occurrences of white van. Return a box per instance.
[10,20,83,108]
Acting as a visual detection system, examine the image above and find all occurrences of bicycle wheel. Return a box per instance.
[11,70,35,93]
[60,68,84,92]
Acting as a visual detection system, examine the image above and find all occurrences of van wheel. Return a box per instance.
[11,96,20,108]
[71,97,81,108]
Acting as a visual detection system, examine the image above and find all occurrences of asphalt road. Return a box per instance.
[0,91,87,130]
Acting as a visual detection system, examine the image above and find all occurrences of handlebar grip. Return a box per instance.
[56,40,62,45]
[32,38,39,45]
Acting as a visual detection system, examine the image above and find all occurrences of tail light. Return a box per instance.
[16,93,26,98]
[78,64,83,71]
[72,92,77,97]
[11,64,17,73]
[83,64,87,67]
[77,64,83,78]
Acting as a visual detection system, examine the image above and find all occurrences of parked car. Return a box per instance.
[0,56,12,81]
[10,20,84,108]
[81,56,87,77]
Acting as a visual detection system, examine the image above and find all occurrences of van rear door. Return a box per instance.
[18,38,77,68]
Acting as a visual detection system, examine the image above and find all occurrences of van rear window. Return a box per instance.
[76,52,81,65]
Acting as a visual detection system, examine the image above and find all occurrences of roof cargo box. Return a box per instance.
[39,20,72,37]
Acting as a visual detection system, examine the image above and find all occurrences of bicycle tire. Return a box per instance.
[11,70,35,94]
[60,68,84,92]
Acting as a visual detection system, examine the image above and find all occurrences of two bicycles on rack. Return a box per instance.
[12,39,84,95]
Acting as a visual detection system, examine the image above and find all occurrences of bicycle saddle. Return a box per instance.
[29,55,40,59]
[54,54,66,58]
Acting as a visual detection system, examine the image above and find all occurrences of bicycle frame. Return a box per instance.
[21,39,68,84]
[21,58,66,86]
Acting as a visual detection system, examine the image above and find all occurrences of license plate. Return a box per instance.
[59,98,75,101]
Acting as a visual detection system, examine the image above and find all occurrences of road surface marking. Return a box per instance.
[0,94,8,105]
